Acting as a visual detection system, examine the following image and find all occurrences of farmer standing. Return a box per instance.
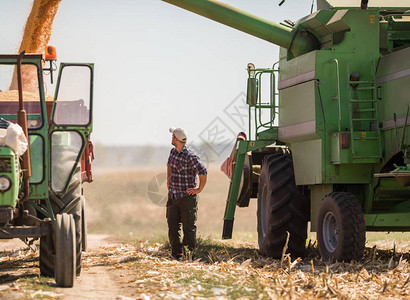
[167,127,207,260]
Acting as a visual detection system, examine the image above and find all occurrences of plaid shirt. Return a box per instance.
[167,146,207,200]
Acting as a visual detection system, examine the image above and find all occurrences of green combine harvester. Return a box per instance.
[0,48,94,287]
[163,0,410,261]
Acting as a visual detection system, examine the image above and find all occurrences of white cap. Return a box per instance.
[169,127,187,143]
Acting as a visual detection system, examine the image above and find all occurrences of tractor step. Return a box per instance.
[356,108,376,113]
[348,80,374,85]
[350,99,377,103]
[353,136,379,140]
[352,118,377,121]
[355,86,375,91]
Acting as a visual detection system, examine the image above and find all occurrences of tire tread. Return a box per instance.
[257,153,309,259]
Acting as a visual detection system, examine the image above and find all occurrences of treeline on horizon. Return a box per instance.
[93,143,232,168]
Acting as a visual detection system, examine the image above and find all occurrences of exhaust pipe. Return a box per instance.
[16,50,31,203]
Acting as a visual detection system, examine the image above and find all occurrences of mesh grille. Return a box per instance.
[0,156,12,173]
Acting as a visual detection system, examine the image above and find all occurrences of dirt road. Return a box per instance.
[54,266,128,300]
[0,235,137,299]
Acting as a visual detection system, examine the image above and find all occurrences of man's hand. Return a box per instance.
[187,187,201,195]
[187,175,207,195]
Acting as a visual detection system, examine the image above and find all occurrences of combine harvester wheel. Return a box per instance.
[257,152,308,258]
[317,192,366,261]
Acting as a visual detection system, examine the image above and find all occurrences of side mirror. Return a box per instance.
[246,63,258,106]
[246,78,258,106]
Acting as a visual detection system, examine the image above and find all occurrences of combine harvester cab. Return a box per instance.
[163,0,410,261]
[0,47,94,287]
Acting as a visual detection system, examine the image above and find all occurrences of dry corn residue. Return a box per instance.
[0,90,53,102]
[0,239,409,299]
[9,0,61,92]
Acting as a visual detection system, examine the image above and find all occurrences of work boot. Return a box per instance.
[184,248,195,261]
[171,252,183,261]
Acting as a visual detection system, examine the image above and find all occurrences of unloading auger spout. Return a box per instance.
[162,0,318,57]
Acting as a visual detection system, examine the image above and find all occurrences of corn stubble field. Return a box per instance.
[0,167,409,299]
[83,167,410,299]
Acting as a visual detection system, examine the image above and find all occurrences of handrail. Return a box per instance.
[247,68,278,140]
[330,59,341,132]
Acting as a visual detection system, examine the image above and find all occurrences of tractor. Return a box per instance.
[163,0,410,261]
[0,47,94,287]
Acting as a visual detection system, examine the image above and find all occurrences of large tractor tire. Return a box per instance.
[317,192,365,261]
[55,213,76,287]
[53,166,82,276]
[257,153,308,258]
[39,233,54,277]
[40,159,82,277]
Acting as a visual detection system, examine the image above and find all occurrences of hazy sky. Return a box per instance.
[0,0,315,148]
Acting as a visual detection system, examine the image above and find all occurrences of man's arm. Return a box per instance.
[167,165,171,189]
[187,175,207,195]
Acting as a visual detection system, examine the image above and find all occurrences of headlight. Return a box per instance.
[0,176,11,191]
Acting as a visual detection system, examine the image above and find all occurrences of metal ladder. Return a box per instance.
[346,62,382,160]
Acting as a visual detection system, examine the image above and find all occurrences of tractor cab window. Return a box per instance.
[0,64,43,129]
[51,131,83,192]
[53,66,91,126]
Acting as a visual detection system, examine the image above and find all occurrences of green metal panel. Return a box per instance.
[377,47,410,120]
[330,132,340,164]
[376,178,410,202]
[29,135,44,184]
[377,47,410,160]
[297,10,335,40]
[365,212,410,230]
[223,141,247,222]
[327,164,373,184]
[278,51,316,82]
[0,147,19,207]
[279,81,316,128]
[350,131,381,160]
[292,139,322,185]
[330,132,381,165]
[326,10,350,33]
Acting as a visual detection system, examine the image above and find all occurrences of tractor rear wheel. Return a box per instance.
[317,192,365,261]
[40,164,83,277]
[257,153,308,258]
[55,213,76,287]
[52,166,82,276]
[39,232,54,277]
